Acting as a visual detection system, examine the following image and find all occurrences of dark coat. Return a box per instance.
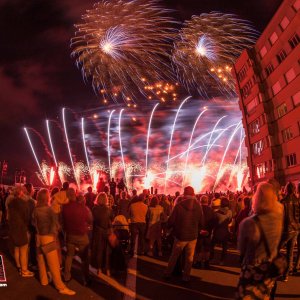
[212,207,233,242]
[8,197,30,246]
[281,194,300,235]
[167,196,204,241]
[91,204,112,269]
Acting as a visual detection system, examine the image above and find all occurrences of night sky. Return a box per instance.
[0,0,282,181]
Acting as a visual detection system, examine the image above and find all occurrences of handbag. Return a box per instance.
[253,216,287,279]
[40,241,57,255]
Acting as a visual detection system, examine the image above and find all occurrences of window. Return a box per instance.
[277,103,288,118]
[293,0,300,11]
[292,91,300,106]
[265,64,274,77]
[269,32,278,45]
[272,81,282,95]
[280,17,290,30]
[260,46,267,58]
[277,49,287,64]
[289,34,300,49]
[286,153,297,167]
[285,68,296,83]
[246,96,258,114]
[282,127,293,142]
[256,163,266,178]
[249,117,262,136]
[238,64,248,82]
[242,79,254,99]
[253,139,265,156]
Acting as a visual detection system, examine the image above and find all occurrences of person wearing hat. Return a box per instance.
[164,186,204,282]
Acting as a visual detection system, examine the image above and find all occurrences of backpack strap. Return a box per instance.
[253,215,272,259]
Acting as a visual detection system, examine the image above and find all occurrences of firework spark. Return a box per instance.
[71,0,175,103]
[172,12,257,97]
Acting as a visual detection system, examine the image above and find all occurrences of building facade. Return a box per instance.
[233,0,300,186]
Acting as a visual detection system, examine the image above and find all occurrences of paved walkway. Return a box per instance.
[0,231,299,299]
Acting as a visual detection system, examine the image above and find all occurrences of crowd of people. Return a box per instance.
[0,177,300,299]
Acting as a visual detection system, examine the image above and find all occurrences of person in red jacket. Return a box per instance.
[62,188,93,285]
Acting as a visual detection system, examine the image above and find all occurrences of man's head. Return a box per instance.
[87,186,92,193]
[132,189,137,196]
[104,186,109,194]
[183,186,195,197]
[200,195,209,205]
[67,188,76,202]
[24,183,34,196]
[111,178,115,182]
[62,182,69,191]
[220,197,230,208]
[175,191,180,197]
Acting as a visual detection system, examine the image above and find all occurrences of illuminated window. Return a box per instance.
[272,81,282,95]
[277,103,288,118]
[260,46,267,58]
[280,16,290,30]
[293,0,300,11]
[253,139,265,156]
[249,117,262,136]
[285,68,296,83]
[286,153,297,167]
[289,33,300,49]
[282,127,293,142]
[292,91,300,106]
[276,49,287,64]
[269,32,278,45]
[256,163,266,178]
[265,63,274,77]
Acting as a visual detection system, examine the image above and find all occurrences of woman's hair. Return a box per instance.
[51,186,59,197]
[96,192,108,205]
[150,196,158,207]
[252,182,281,215]
[284,182,296,195]
[37,189,49,206]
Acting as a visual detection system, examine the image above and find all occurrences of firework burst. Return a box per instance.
[172,12,257,98]
[71,0,175,104]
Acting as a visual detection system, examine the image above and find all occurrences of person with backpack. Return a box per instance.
[236,182,284,300]
[280,182,300,280]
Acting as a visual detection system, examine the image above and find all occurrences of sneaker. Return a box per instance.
[59,287,76,296]
[21,270,34,278]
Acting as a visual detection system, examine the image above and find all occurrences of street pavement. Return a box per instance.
[0,231,299,300]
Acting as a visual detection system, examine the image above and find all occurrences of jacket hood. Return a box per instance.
[179,196,198,211]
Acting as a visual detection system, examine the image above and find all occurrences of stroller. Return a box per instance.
[112,215,130,253]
